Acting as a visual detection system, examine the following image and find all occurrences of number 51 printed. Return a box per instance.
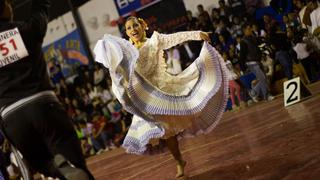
[0,28,28,68]
[0,38,18,56]
[283,77,300,107]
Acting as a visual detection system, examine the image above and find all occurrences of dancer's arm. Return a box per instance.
[156,31,209,50]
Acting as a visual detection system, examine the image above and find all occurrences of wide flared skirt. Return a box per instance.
[121,42,229,155]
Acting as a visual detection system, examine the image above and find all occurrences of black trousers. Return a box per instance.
[301,57,318,82]
[1,96,94,179]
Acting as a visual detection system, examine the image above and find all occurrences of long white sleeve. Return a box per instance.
[155,31,202,50]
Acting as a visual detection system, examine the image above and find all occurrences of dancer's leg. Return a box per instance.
[165,136,186,178]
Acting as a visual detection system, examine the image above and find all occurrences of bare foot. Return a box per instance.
[176,160,187,178]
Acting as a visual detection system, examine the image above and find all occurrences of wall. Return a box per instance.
[43,12,76,47]
[78,0,121,51]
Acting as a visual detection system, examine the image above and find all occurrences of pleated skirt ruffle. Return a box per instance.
[121,42,229,155]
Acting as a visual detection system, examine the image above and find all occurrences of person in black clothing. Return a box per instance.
[197,4,213,31]
[186,10,198,31]
[0,0,94,179]
[269,24,293,79]
[239,23,274,101]
[228,0,246,17]
[218,0,231,19]
[239,23,262,71]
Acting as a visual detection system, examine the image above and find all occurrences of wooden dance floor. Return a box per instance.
[87,82,320,180]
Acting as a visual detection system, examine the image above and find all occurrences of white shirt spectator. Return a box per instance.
[293,42,310,60]
[299,6,309,30]
[310,6,320,34]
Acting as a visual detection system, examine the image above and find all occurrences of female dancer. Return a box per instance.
[94,17,228,178]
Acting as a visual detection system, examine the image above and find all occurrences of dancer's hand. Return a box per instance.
[200,32,211,43]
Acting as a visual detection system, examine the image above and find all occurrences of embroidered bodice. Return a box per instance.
[135,31,202,94]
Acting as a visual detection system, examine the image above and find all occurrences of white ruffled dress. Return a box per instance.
[94,31,228,155]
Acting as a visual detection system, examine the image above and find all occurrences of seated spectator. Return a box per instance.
[218,0,232,19]
[112,110,132,147]
[235,35,242,54]
[196,4,214,32]
[228,0,246,17]
[96,85,113,104]
[228,46,241,68]
[270,24,294,80]
[197,4,212,28]
[302,0,318,34]
[88,86,100,100]
[72,98,86,112]
[286,27,296,44]
[93,64,105,86]
[64,97,76,118]
[74,108,89,124]
[79,120,104,155]
[211,8,220,24]
[245,0,265,16]
[269,0,294,24]
[230,16,244,38]
[283,15,294,31]
[73,122,94,157]
[274,49,294,80]
[218,34,234,53]
[287,13,301,31]
[215,19,226,34]
[293,0,306,13]
[80,88,92,106]
[252,22,267,38]
[293,30,318,83]
[309,0,320,35]
[186,10,198,30]
[263,14,278,36]
[91,111,115,151]
[223,53,245,110]
[197,13,213,32]
[298,0,310,30]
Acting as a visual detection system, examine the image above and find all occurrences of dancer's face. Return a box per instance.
[125,18,145,43]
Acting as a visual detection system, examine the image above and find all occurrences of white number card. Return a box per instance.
[284,77,300,107]
[0,28,29,68]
